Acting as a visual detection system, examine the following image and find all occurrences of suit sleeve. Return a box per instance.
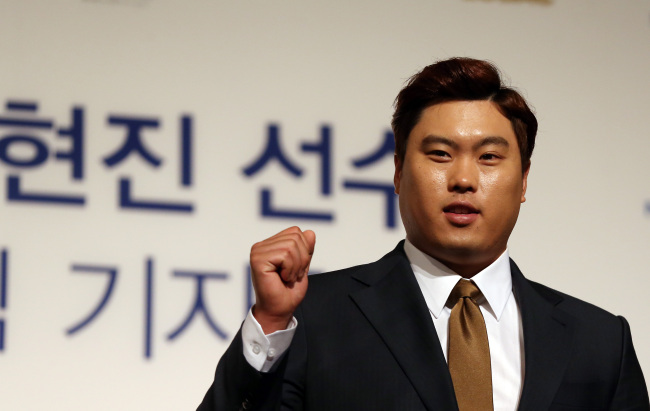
[608,316,650,411]
[196,328,290,411]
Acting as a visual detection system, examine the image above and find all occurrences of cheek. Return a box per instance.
[431,168,447,188]
[402,161,447,202]
[414,170,446,205]
[411,164,445,189]
[481,171,523,202]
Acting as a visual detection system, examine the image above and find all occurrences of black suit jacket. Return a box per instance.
[198,243,649,410]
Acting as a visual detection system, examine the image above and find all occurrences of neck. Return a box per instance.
[406,238,505,279]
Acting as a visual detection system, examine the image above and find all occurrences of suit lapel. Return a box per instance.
[349,245,458,411]
[511,260,576,411]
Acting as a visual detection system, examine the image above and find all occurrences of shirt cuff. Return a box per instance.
[241,308,297,373]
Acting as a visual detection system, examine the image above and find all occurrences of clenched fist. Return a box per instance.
[250,226,316,334]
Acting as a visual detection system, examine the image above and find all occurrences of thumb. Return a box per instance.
[303,229,316,256]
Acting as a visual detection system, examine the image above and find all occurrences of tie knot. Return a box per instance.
[449,279,482,304]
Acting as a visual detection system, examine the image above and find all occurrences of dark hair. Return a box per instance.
[391,57,537,170]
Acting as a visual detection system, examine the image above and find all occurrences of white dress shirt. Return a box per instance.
[241,309,296,372]
[242,240,525,409]
[404,239,524,411]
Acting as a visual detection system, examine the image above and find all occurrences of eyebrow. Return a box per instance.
[421,135,458,149]
[420,135,510,151]
[473,136,510,151]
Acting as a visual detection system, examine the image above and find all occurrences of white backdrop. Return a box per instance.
[1,1,649,409]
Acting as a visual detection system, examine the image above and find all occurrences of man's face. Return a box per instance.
[394,100,529,277]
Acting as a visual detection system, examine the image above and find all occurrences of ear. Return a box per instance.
[393,154,402,194]
[521,162,530,203]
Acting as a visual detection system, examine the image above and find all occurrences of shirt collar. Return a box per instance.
[404,238,513,321]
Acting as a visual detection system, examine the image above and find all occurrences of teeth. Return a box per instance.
[448,206,474,214]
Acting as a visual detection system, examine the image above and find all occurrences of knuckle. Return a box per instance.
[279,248,292,261]
[250,241,264,253]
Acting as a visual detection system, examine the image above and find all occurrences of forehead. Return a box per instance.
[409,100,517,145]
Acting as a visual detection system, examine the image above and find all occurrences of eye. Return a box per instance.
[428,150,451,160]
[479,153,501,163]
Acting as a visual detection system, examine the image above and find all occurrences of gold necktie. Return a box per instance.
[448,280,493,411]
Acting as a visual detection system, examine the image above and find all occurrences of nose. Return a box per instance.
[448,158,478,193]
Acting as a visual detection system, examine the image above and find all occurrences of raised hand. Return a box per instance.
[249,226,316,334]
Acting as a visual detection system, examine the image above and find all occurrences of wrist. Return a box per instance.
[252,305,293,334]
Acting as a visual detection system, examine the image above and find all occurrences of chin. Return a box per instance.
[440,244,485,259]
[429,238,492,261]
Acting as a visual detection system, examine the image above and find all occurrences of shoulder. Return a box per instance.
[528,279,621,323]
[296,242,412,322]
[306,242,408,295]
[511,259,622,327]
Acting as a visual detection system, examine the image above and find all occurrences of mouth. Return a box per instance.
[443,202,479,225]
[443,205,478,214]
[443,202,479,214]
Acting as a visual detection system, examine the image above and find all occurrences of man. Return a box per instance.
[198,58,649,410]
